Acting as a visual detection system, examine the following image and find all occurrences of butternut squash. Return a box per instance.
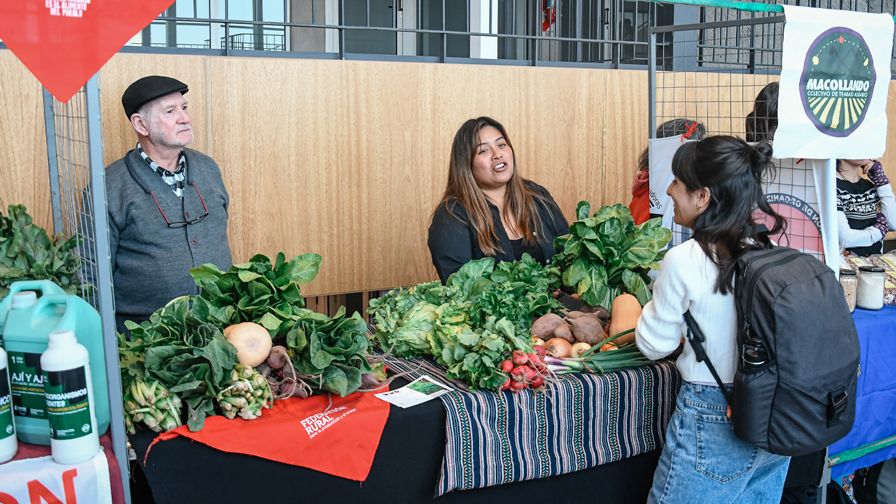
[608,293,641,345]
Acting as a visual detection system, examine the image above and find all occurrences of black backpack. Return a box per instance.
[684,246,860,456]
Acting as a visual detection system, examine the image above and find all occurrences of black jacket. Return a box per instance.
[427,182,569,282]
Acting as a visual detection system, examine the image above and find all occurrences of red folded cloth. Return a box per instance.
[151,388,390,481]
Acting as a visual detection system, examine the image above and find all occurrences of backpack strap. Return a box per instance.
[683,310,734,405]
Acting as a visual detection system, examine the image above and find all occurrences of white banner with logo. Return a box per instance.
[759,158,840,272]
[0,450,112,504]
[775,6,893,159]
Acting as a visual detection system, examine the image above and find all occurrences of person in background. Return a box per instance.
[427,116,568,283]
[636,136,791,503]
[836,158,896,256]
[628,118,706,225]
[746,81,779,143]
[105,75,232,331]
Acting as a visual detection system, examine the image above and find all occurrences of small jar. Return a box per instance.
[857,266,886,310]
[839,269,857,312]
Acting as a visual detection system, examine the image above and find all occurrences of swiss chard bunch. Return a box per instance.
[286,307,372,397]
[552,202,671,307]
[190,252,322,339]
[119,296,239,431]
[0,204,84,297]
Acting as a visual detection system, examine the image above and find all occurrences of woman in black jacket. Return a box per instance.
[427,116,569,282]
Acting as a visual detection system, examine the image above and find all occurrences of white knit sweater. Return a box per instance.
[636,239,738,384]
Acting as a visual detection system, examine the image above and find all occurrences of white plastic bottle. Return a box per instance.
[0,347,18,462]
[40,330,99,464]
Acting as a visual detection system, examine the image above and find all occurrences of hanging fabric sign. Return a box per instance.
[0,1,175,102]
[774,6,893,159]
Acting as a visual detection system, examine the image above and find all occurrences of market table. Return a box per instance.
[828,305,896,479]
[131,360,680,503]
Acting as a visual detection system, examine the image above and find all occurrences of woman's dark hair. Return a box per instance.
[638,118,707,171]
[671,135,786,294]
[745,82,779,142]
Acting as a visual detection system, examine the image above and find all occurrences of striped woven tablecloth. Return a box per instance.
[382,356,681,496]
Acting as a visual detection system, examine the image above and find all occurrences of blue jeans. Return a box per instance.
[648,382,791,504]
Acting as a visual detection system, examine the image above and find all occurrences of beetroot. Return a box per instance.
[266,345,290,370]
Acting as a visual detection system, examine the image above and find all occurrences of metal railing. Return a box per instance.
[126,0,895,70]
[128,0,664,67]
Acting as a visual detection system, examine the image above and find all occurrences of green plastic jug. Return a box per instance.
[0,280,110,445]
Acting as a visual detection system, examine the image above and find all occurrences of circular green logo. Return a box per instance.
[800,27,876,137]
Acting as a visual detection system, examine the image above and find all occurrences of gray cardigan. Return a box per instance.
[105,148,232,324]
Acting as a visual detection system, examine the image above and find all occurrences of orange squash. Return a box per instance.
[608,293,641,345]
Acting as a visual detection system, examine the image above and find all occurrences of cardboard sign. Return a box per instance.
[0,1,175,102]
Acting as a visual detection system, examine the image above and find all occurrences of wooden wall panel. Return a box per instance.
[3,49,896,295]
[0,52,51,226]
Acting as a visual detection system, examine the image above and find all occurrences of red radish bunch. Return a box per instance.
[498,347,549,392]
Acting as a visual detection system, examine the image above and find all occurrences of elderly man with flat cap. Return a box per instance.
[104,75,232,331]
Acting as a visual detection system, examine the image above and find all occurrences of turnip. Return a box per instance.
[225,322,273,367]
[531,313,565,340]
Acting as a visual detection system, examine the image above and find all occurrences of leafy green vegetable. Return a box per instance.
[552,202,671,307]
[190,252,322,339]
[0,204,85,297]
[369,255,560,389]
[288,307,372,396]
[119,252,330,430]
[119,296,239,431]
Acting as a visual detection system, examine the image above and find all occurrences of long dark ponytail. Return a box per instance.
[671,135,786,294]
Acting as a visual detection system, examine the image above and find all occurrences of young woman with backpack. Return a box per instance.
[635,135,791,503]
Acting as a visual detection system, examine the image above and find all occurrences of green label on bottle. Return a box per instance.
[43,366,92,440]
[0,371,15,439]
[8,351,46,419]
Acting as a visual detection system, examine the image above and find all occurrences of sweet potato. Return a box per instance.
[567,313,605,345]
[552,322,575,343]
[531,313,565,340]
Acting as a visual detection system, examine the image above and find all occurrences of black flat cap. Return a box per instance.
[121,76,189,118]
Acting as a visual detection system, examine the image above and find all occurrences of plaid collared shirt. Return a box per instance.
[136,143,187,198]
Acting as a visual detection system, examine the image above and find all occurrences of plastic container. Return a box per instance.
[839,269,857,313]
[0,347,18,463]
[41,330,99,464]
[857,266,886,311]
[0,280,110,445]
